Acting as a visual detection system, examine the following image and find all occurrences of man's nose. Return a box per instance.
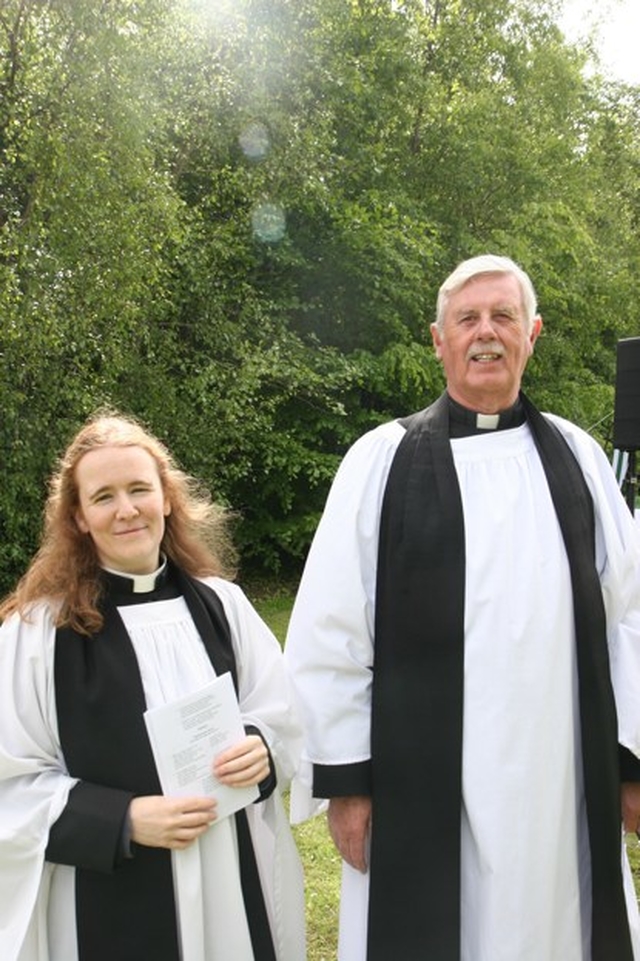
[476,313,497,337]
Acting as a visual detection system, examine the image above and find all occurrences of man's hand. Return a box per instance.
[328,795,372,873]
[129,795,216,850]
[621,781,640,834]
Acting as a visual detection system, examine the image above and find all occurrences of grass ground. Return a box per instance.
[629,842,640,892]
[250,585,640,961]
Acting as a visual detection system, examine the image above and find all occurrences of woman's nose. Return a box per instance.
[115,495,138,518]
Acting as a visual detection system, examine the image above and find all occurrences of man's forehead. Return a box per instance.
[448,273,523,310]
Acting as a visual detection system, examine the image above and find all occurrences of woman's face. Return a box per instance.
[74,445,171,575]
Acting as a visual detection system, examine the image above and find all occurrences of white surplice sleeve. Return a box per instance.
[0,604,77,961]
[547,415,640,760]
[206,577,304,785]
[283,420,404,822]
[202,578,307,961]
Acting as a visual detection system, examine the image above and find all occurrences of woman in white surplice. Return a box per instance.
[0,412,306,961]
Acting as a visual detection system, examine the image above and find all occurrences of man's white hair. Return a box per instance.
[435,254,538,333]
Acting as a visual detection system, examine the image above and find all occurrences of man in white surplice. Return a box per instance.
[285,255,640,961]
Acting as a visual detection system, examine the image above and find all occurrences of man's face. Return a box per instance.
[430,272,542,413]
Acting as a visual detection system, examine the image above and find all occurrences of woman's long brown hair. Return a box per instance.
[0,412,237,634]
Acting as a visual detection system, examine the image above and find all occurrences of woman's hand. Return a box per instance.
[129,795,216,850]
[213,734,270,789]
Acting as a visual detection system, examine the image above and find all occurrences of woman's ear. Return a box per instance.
[75,510,89,534]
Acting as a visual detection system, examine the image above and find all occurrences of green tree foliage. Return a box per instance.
[0,0,186,586]
[1,0,639,591]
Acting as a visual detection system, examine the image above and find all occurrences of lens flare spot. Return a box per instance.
[239,122,271,160]
[251,202,286,243]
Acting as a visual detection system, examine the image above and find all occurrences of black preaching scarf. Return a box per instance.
[52,563,276,961]
[368,391,633,961]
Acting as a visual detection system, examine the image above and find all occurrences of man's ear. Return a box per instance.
[430,322,444,360]
[528,316,543,353]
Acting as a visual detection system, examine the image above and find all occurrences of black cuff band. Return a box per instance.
[619,745,640,782]
[245,724,277,801]
[312,760,372,798]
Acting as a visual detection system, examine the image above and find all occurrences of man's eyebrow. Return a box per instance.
[492,303,518,314]
[453,303,518,317]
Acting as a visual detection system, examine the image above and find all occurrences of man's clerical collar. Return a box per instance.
[447,395,526,438]
[102,556,168,594]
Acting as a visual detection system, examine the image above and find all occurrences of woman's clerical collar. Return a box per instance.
[447,395,526,438]
[102,557,169,594]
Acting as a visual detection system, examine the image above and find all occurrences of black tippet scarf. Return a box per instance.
[49,564,276,961]
[367,392,632,961]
